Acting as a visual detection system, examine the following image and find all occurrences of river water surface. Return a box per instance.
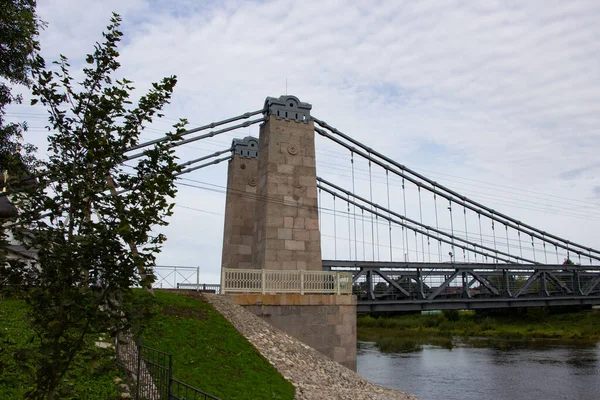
[357,340,600,400]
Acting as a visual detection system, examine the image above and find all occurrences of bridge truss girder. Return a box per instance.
[323,261,600,312]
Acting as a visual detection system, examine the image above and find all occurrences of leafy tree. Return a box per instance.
[0,0,42,176]
[3,13,185,399]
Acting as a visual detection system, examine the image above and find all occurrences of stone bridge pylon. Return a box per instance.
[221,95,356,370]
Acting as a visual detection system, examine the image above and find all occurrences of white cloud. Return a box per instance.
[11,0,600,278]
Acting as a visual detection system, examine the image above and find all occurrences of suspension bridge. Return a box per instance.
[7,94,597,369]
[109,94,600,313]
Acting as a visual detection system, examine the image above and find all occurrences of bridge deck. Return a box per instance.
[323,260,600,312]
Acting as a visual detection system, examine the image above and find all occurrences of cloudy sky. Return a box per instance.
[8,0,600,283]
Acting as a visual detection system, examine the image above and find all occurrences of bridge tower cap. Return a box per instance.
[231,136,259,159]
[264,95,311,123]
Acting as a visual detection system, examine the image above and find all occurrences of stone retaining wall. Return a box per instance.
[232,293,356,370]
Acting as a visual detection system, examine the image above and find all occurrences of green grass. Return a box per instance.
[142,290,295,400]
[357,309,600,353]
[0,298,125,399]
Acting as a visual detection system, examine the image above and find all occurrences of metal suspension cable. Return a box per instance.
[368,157,375,261]
[351,151,358,260]
[324,200,564,262]
[402,176,408,261]
[317,183,516,264]
[543,235,548,264]
[492,218,498,263]
[386,169,393,261]
[478,213,486,262]
[333,194,337,259]
[414,230,418,262]
[318,186,322,232]
[175,155,232,177]
[518,226,523,260]
[38,151,233,219]
[317,177,536,264]
[347,194,352,259]
[313,121,600,259]
[126,117,265,161]
[434,189,441,262]
[1,111,265,199]
[448,200,456,262]
[177,147,233,169]
[463,203,470,262]
[361,208,366,259]
[126,108,265,152]
[418,186,426,262]
[505,224,511,263]
[376,215,380,261]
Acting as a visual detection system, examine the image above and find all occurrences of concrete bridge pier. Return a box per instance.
[221,95,357,370]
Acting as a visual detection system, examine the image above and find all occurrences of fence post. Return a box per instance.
[168,353,173,398]
[135,337,142,400]
[174,266,177,288]
[196,266,200,291]
[336,272,340,295]
[300,270,304,295]
[221,268,226,294]
[262,269,266,295]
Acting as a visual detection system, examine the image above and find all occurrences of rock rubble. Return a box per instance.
[204,294,418,400]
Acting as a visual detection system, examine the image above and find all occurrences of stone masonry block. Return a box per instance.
[283,216,294,228]
[306,186,317,199]
[266,216,284,228]
[293,229,310,241]
[277,228,293,240]
[266,227,278,239]
[298,175,316,187]
[237,245,252,255]
[277,164,294,174]
[302,156,315,167]
[285,240,305,251]
[288,155,304,166]
[283,196,299,207]
[265,240,284,250]
[282,260,298,270]
[276,250,294,261]
[305,218,319,230]
[277,184,293,195]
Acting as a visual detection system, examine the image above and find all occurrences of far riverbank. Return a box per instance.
[357,308,600,352]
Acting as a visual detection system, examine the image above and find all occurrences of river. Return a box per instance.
[357,340,600,400]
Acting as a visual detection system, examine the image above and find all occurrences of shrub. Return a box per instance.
[443,309,460,322]
[526,307,549,322]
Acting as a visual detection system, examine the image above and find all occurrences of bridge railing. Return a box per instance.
[221,268,353,295]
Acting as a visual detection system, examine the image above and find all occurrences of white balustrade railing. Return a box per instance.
[221,268,353,295]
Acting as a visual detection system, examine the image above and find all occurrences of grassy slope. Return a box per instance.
[358,310,600,353]
[0,299,124,399]
[142,290,295,400]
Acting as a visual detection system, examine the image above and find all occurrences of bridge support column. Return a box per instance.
[231,293,357,370]
[253,95,322,271]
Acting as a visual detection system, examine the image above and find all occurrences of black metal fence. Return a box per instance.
[115,333,220,400]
